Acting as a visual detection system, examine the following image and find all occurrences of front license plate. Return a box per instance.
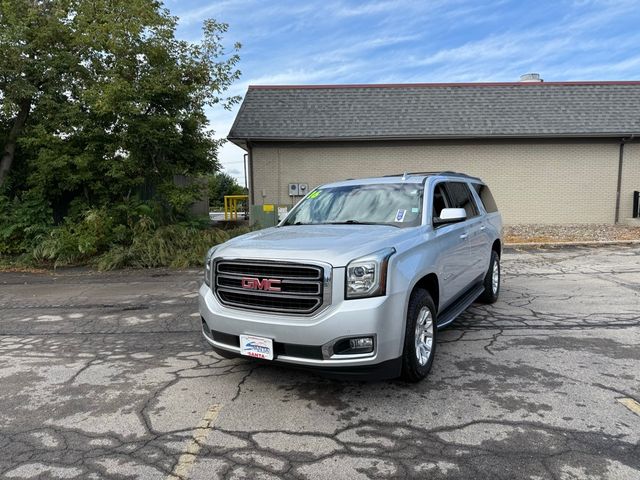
[239,335,274,360]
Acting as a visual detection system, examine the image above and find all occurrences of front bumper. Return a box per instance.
[198,270,405,377]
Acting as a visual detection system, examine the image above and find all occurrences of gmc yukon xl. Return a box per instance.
[199,172,502,381]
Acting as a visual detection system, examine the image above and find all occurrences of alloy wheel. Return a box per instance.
[414,306,434,366]
[492,258,500,294]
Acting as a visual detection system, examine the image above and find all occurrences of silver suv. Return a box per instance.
[199,172,502,382]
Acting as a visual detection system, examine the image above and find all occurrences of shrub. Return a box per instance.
[95,220,251,270]
[32,207,116,267]
[0,191,53,255]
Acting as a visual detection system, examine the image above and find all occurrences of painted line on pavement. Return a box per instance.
[617,397,640,416]
[167,404,222,480]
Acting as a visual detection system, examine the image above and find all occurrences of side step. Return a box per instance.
[436,282,485,329]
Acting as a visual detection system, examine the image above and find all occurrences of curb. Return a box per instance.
[505,239,640,248]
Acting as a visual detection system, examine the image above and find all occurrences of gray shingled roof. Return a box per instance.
[228,82,640,144]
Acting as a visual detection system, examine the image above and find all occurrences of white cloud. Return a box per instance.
[333,0,403,17]
[219,142,246,184]
[555,54,640,78]
[237,60,370,88]
[176,0,243,26]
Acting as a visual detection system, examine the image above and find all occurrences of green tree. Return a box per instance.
[208,171,246,207]
[0,0,77,185]
[0,0,241,213]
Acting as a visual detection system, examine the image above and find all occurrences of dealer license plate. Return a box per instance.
[239,335,274,360]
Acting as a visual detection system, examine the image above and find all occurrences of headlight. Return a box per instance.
[345,247,395,299]
[204,247,217,287]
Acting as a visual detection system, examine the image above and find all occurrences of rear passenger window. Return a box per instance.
[473,184,498,213]
[445,182,479,219]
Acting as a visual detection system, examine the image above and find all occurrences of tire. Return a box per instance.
[401,288,437,382]
[478,250,500,304]
[212,346,239,359]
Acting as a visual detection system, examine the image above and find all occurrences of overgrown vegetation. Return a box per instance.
[0,0,246,269]
[95,222,251,270]
[0,194,251,269]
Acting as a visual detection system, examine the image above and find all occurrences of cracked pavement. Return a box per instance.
[1,245,639,479]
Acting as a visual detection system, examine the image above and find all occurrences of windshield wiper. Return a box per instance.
[288,220,399,227]
[325,220,397,226]
[288,221,361,225]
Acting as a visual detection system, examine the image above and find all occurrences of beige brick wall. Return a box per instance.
[251,142,621,224]
[620,143,640,220]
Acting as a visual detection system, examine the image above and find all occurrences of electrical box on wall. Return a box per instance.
[289,183,310,197]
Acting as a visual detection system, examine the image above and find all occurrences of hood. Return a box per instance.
[214,225,410,267]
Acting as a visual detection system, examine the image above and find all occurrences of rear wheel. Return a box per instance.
[401,288,437,382]
[478,250,500,304]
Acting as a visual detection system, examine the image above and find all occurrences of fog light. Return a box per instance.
[350,337,373,350]
[330,336,375,356]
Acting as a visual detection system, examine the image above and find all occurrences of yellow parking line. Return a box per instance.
[167,404,222,480]
[618,397,640,416]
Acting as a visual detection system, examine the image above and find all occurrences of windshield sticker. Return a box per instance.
[308,190,321,199]
[411,207,419,213]
[395,209,407,222]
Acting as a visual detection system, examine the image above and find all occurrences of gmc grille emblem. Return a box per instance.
[241,277,282,292]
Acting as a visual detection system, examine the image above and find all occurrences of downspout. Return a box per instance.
[243,153,248,190]
[615,135,635,223]
[247,140,255,205]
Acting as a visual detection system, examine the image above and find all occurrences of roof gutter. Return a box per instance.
[615,134,636,223]
[228,133,638,144]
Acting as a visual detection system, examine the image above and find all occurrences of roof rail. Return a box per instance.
[339,171,482,183]
[383,171,479,179]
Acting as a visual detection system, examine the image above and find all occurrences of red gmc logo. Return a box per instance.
[241,277,282,292]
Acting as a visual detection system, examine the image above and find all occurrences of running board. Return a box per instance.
[436,283,485,329]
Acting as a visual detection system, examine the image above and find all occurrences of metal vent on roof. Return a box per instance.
[520,73,543,82]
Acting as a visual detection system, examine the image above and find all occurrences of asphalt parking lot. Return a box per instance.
[1,245,639,480]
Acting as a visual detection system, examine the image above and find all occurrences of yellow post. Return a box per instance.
[223,195,248,221]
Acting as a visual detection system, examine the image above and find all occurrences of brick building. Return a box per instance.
[228,80,640,225]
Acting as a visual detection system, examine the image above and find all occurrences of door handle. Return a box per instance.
[460,233,468,239]
[480,225,486,231]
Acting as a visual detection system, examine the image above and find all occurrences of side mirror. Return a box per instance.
[434,208,467,226]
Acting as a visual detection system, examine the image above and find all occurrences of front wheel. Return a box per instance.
[478,250,500,304]
[401,288,437,382]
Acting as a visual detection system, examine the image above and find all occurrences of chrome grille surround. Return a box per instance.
[212,258,332,315]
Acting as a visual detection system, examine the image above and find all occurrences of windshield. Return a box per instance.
[282,183,424,228]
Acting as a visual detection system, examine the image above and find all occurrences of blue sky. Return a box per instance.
[166,0,640,182]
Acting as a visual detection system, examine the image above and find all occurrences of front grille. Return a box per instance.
[213,259,330,315]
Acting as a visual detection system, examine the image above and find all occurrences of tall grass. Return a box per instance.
[97,222,250,270]
[31,213,252,270]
